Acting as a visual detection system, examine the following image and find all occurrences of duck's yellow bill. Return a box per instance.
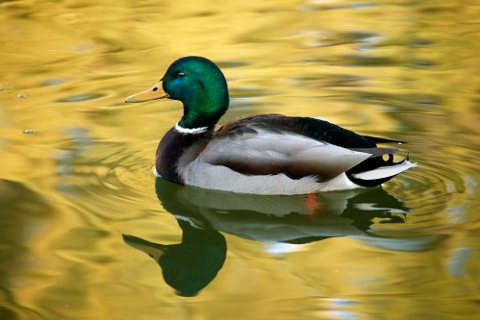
[124,82,170,103]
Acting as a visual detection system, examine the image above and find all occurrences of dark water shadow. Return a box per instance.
[0,180,55,319]
[123,178,440,296]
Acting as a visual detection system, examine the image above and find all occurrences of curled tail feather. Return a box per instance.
[346,155,416,187]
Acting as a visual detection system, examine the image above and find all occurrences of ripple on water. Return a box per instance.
[217,60,249,69]
[55,126,154,220]
[385,155,475,229]
[56,92,105,103]
[43,78,67,86]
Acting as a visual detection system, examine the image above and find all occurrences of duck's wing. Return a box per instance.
[199,115,398,181]
[217,114,379,149]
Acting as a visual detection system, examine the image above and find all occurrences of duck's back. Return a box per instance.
[215,114,378,149]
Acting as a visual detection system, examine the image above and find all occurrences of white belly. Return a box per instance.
[178,161,361,195]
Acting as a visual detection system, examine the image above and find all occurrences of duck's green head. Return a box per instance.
[125,56,229,130]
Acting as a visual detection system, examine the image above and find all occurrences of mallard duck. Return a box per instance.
[125,56,416,194]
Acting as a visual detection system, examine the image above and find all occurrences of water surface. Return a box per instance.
[1,1,480,319]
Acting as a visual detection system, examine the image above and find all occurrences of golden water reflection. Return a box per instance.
[1,0,480,319]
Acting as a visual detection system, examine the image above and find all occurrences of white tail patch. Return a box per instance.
[351,160,417,180]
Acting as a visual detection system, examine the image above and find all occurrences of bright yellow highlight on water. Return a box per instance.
[1,0,480,319]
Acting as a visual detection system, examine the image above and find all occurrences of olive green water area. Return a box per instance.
[1,1,480,319]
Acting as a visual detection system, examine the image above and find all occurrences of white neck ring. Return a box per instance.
[175,123,209,134]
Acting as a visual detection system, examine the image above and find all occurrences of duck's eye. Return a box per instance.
[173,72,186,79]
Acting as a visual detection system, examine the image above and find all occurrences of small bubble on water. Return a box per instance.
[18,93,26,99]
[23,129,36,134]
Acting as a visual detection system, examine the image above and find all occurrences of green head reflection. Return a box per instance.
[123,219,226,297]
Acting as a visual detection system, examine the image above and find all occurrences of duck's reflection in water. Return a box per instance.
[123,222,226,297]
[123,178,421,296]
